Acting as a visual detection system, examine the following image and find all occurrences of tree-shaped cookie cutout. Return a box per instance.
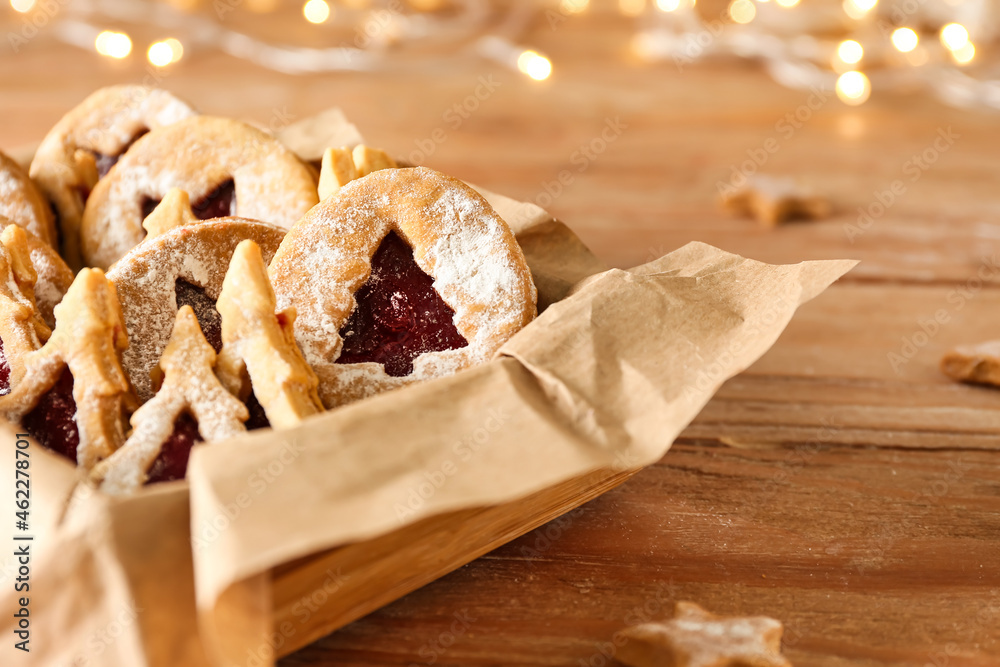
[91,305,248,494]
[0,268,137,469]
[216,240,323,429]
[318,145,396,200]
[0,224,51,393]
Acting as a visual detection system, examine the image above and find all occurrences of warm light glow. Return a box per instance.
[905,46,928,66]
[836,71,870,105]
[245,0,280,11]
[952,41,975,64]
[95,31,132,59]
[656,0,680,10]
[517,50,552,81]
[560,0,589,13]
[9,0,36,12]
[619,0,645,16]
[940,23,969,51]
[303,0,331,23]
[842,0,875,18]
[147,38,184,67]
[837,40,863,64]
[891,27,918,52]
[729,0,755,23]
[775,0,799,6]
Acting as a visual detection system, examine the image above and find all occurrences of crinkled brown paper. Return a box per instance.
[0,110,856,667]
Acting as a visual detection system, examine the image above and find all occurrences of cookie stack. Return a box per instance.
[0,86,537,494]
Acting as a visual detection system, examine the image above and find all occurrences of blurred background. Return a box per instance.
[2,0,999,273]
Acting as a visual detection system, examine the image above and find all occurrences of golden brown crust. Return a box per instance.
[317,145,396,201]
[268,167,537,408]
[941,341,1000,386]
[617,602,791,667]
[0,217,73,329]
[0,268,137,470]
[216,240,323,429]
[91,306,248,495]
[81,116,319,269]
[29,86,197,269]
[720,175,830,227]
[0,225,51,390]
[0,151,57,247]
[106,217,287,402]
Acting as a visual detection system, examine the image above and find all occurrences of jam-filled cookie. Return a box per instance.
[0,267,136,470]
[268,166,537,408]
[0,225,52,395]
[0,216,73,329]
[30,86,197,268]
[90,306,248,494]
[0,151,57,248]
[81,116,319,269]
[106,216,287,402]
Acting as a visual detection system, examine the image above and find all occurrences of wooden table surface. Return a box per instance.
[3,4,999,665]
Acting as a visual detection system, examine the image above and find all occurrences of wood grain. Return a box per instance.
[3,4,999,665]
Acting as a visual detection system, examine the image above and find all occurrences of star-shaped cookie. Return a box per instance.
[617,601,792,667]
[941,340,1000,386]
[720,175,830,227]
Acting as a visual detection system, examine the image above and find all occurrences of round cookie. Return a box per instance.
[82,116,319,270]
[30,86,196,269]
[107,218,287,402]
[0,151,57,247]
[0,216,73,329]
[268,166,537,408]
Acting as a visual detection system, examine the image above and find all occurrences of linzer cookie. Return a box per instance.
[91,306,248,495]
[268,166,538,408]
[81,116,319,269]
[0,216,73,329]
[30,85,197,268]
[0,150,57,247]
[0,268,137,470]
[106,217,287,403]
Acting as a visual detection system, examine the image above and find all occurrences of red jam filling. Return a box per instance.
[145,412,202,485]
[0,337,10,396]
[173,279,269,430]
[175,279,223,353]
[336,232,467,377]
[21,368,79,464]
[140,179,236,224]
[92,128,149,179]
[191,179,236,220]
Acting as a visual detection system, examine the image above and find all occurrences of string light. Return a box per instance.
[728,0,755,24]
[303,0,331,24]
[147,38,184,67]
[952,41,975,64]
[842,0,875,19]
[95,31,132,59]
[775,0,799,6]
[516,50,552,80]
[940,23,969,51]
[837,40,863,64]
[891,28,918,53]
[9,0,35,12]
[655,0,680,11]
[836,71,870,105]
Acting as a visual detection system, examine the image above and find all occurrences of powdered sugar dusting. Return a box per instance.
[107,218,286,402]
[269,167,536,407]
[81,116,318,269]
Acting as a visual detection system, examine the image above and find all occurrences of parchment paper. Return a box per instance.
[0,110,856,667]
